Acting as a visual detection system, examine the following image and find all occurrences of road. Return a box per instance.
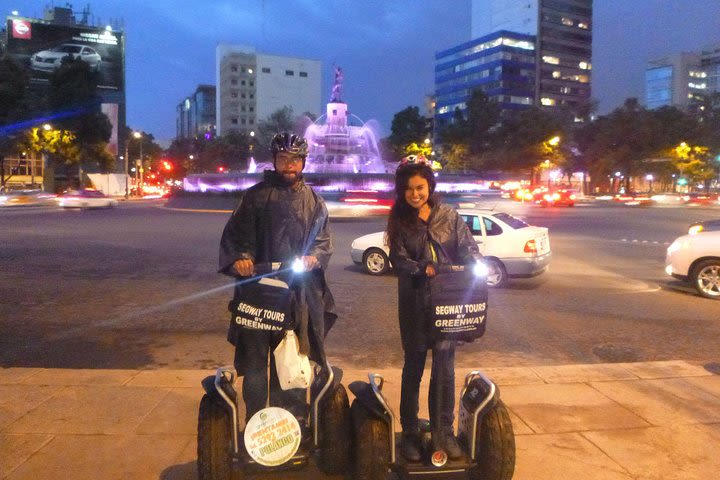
[1,199,719,372]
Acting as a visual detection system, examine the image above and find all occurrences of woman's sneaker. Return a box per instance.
[400,433,422,462]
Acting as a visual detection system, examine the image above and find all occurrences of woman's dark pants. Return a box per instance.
[400,343,456,434]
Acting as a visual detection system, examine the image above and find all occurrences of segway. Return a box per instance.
[197,260,352,479]
[349,262,516,480]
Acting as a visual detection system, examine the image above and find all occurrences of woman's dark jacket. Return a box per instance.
[389,203,480,352]
[219,171,336,373]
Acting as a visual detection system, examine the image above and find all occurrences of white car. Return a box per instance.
[58,189,118,208]
[350,209,551,287]
[665,230,720,299]
[31,44,102,72]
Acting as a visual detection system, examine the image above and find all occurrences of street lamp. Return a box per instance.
[133,131,143,193]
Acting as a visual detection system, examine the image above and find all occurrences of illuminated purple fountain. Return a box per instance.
[303,67,392,174]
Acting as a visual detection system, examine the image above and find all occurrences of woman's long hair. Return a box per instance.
[386,163,437,250]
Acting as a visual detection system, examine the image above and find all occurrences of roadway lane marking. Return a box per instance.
[160,206,233,213]
[620,239,671,245]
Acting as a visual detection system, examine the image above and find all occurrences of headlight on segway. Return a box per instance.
[473,261,489,277]
[292,258,305,273]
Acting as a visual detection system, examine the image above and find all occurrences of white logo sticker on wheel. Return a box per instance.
[244,407,301,466]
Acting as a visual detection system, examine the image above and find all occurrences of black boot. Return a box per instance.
[400,432,422,462]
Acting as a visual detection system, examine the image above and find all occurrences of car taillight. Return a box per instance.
[524,239,537,253]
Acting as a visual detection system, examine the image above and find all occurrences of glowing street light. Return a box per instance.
[547,136,560,146]
[42,123,52,131]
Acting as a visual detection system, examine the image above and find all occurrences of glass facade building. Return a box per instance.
[176,85,216,140]
[434,30,536,127]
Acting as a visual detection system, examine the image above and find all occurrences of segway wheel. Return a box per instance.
[351,400,390,480]
[469,400,516,480]
[197,394,236,480]
[317,384,352,474]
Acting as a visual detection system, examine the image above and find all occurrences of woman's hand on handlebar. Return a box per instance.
[233,258,254,277]
[425,264,436,277]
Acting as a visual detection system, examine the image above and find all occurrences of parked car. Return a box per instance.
[0,190,56,207]
[538,189,576,207]
[666,230,720,299]
[31,43,101,72]
[57,189,117,208]
[350,209,551,287]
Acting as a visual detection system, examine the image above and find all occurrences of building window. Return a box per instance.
[552,71,561,78]
[241,118,246,125]
[249,94,254,99]
[249,106,254,112]
[262,67,271,73]
[231,79,238,85]
[561,17,574,26]
[542,56,560,65]
[249,119,254,125]
[249,81,254,86]
[579,61,591,70]
[231,118,238,124]
[241,106,246,112]
[578,22,589,29]
[241,80,246,86]
[231,92,238,98]
[541,97,556,106]
[299,71,308,77]
[241,93,246,99]
[285,70,294,76]
[231,65,238,72]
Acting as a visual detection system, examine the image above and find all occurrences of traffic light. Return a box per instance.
[677,178,688,186]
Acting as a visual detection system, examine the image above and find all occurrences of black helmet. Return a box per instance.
[270,132,309,159]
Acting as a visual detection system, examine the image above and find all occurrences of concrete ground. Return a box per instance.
[2,360,719,480]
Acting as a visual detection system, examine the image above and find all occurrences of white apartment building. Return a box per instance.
[215,44,321,136]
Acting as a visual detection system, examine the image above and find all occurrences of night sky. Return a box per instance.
[6,0,720,145]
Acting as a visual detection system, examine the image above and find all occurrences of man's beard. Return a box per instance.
[280,171,299,185]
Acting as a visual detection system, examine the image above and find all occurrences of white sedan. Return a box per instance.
[31,44,102,72]
[666,229,720,299]
[58,189,118,209]
[350,209,551,287]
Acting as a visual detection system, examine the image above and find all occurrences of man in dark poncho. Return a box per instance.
[218,132,336,423]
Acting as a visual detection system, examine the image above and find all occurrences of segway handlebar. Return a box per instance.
[434,260,490,277]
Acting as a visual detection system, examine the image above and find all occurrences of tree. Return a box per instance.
[485,107,568,178]
[257,106,296,161]
[48,56,113,172]
[388,106,429,160]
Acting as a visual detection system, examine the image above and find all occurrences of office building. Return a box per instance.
[176,85,216,140]
[461,0,593,112]
[645,53,705,111]
[435,30,536,128]
[215,44,321,136]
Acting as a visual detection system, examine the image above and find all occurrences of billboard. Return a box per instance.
[5,17,124,91]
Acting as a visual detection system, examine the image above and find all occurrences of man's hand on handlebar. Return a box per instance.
[233,258,254,277]
[301,255,320,271]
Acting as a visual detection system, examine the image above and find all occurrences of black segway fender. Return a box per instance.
[348,381,391,422]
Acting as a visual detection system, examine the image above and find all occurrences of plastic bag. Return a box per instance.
[273,330,312,390]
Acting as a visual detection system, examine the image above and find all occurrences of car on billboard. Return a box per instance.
[350,209,551,287]
[30,43,102,72]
